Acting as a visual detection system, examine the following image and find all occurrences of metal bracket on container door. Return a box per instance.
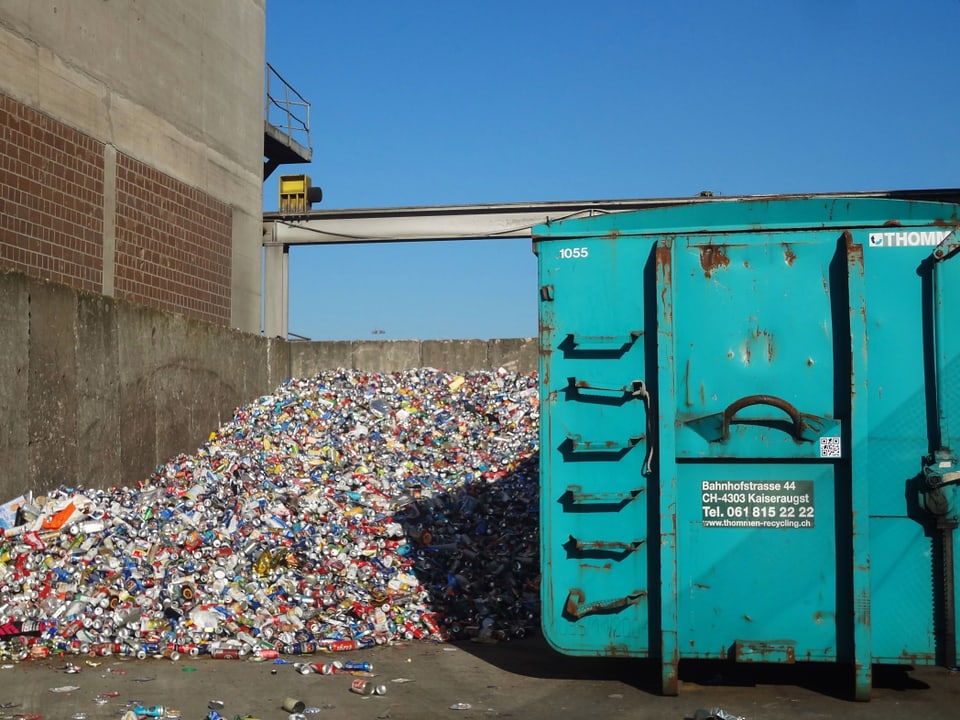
[563,588,647,620]
[570,377,640,399]
[566,433,644,454]
[563,484,644,506]
[931,227,960,263]
[566,331,642,350]
[564,535,645,559]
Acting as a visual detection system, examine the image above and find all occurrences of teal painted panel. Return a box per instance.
[535,196,960,240]
[535,195,960,694]
[869,517,936,662]
[859,240,934,518]
[537,235,655,655]
[672,232,842,460]
[677,462,839,661]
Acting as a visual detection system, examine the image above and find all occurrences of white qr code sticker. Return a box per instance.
[819,436,841,458]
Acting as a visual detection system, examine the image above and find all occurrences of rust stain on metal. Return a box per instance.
[563,588,646,620]
[843,230,871,365]
[657,242,673,325]
[783,244,796,266]
[606,229,621,240]
[899,648,935,663]
[882,219,902,227]
[580,562,613,572]
[741,328,774,365]
[760,329,775,363]
[564,589,585,617]
[854,588,872,628]
[698,245,730,278]
[812,610,834,624]
[540,345,551,385]
[737,641,797,663]
[574,538,644,553]
[844,230,865,277]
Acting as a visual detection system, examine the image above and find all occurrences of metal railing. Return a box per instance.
[264,62,311,151]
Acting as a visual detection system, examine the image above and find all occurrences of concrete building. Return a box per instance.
[0,0,268,332]
[0,2,535,497]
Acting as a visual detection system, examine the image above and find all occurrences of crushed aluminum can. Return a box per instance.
[694,708,746,720]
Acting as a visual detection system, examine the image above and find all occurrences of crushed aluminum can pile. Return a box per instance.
[0,367,541,660]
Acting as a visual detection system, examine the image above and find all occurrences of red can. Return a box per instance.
[325,639,357,653]
[210,647,241,659]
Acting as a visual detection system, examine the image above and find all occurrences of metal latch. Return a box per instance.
[924,449,960,489]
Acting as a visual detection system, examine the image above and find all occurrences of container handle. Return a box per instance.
[720,394,805,442]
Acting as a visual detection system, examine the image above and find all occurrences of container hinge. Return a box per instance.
[924,450,960,490]
[563,588,646,620]
[932,228,960,263]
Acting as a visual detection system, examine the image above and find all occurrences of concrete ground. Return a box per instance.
[3,634,960,720]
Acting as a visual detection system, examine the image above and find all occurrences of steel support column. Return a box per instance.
[263,223,289,339]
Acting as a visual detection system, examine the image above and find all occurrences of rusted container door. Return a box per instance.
[537,235,656,656]
[660,231,850,670]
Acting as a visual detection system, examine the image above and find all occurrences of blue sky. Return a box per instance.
[264,1,960,341]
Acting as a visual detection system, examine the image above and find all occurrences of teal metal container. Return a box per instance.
[533,193,960,700]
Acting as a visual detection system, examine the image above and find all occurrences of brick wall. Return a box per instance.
[114,156,233,325]
[0,94,105,293]
[0,92,234,327]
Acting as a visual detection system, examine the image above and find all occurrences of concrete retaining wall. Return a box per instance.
[0,271,537,500]
[289,337,538,378]
[0,270,289,500]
